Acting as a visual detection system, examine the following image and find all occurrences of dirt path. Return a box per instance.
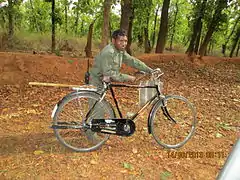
[0,52,239,179]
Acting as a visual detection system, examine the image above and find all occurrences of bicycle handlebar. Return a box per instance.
[102,68,163,84]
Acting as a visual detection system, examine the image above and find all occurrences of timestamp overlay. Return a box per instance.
[167,151,227,159]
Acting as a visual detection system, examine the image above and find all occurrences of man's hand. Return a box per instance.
[128,75,136,82]
[103,76,111,82]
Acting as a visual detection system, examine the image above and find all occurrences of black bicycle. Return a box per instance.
[51,68,197,152]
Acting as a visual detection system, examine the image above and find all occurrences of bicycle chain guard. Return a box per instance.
[90,119,135,136]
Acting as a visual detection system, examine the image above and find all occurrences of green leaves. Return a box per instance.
[123,162,133,170]
[160,171,172,180]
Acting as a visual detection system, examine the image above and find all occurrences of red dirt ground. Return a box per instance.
[0,52,239,179]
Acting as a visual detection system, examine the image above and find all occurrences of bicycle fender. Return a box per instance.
[147,99,163,134]
[51,91,101,119]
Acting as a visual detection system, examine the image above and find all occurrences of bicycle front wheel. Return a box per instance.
[150,95,197,149]
[52,91,115,152]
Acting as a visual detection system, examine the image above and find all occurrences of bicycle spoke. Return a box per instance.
[151,95,196,149]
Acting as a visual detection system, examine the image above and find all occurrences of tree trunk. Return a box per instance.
[144,28,151,53]
[85,21,95,57]
[151,5,159,49]
[194,21,202,54]
[155,0,170,53]
[138,34,143,47]
[29,0,40,32]
[126,9,134,55]
[186,0,207,56]
[120,0,132,32]
[199,0,227,57]
[230,26,240,57]
[236,40,240,57]
[169,0,179,51]
[120,0,133,54]
[51,0,56,53]
[64,0,68,34]
[222,15,240,56]
[144,11,151,53]
[100,0,112,50]
[7,0,14,48]
[74,0,80,35]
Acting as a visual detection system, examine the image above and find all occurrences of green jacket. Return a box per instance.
[89,43,152,83]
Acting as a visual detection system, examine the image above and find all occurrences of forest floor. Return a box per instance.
[0,51,239,180]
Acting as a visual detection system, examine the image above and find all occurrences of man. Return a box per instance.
[86,29,153,143]
[89,29,153,88]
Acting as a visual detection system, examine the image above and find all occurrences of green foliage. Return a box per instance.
[0,0,239,57]
[160,171,172,180]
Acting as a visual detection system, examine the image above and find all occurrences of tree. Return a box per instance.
[169,0,180,51]
[51,0,56,53]
[7,0,13,47]
[229,25,240,57]
[85,20,95,57]
[100,0,112,50]
[199,0,228,57]
[155,0,171,53]
[185,0,207,56]
[151,4,160,49]
[74,0,80,35]
[120,0,133,54]
[222,15,240,56]
[63,0,69,34]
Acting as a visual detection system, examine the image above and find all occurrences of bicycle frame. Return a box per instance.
[85,82,163,122]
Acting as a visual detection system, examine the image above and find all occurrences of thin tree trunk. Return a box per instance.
[29,0,40,32]
[126,9,134,55]
[151,5,159,48]
[85,21,95,57]
[7,0,14,48]
[230,26,240,57]
[51,0,56,53]
[109,21,112,42]
[186,0,207,56]
[120,0,133,54]
[64,0,68,34]
[100,0,112,50]
[194,21,202,54]
[222,16,239,56]
[74,0,80,35]
[138,34,143,47]
[169,0,179,51]
[155,0,170,53]
[199,0,227,57]
[236,40,240,57]
[120,0,132,32]
[80,20,84,36]
[225,16,239,46]
[144,11,151,53]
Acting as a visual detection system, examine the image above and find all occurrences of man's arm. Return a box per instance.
[101,53,134,82]
[123,52,153,73]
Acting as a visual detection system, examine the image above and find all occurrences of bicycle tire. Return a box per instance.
[52,91,115,152]
[149,95,197,149]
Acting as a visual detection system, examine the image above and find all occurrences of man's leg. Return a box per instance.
[85,78,104,143]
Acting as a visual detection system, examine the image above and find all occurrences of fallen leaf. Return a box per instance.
[216,132,223,138]
[90,159,97,165]
[33,150,44,155]
[123,162,133,170]
[132,148,138,154]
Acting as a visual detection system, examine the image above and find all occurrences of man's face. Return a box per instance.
[112,35,128,51]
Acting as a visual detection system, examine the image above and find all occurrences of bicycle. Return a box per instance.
[51,68,197,152]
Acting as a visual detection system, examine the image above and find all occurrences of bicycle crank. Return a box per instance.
[89,119,135,136]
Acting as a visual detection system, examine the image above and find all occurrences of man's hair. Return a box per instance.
[111,29,127,39]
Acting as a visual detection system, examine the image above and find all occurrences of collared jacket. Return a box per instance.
[89,43,152,86]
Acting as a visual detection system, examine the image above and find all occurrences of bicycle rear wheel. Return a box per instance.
[150,95,196,148]
[52,91,115,152]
